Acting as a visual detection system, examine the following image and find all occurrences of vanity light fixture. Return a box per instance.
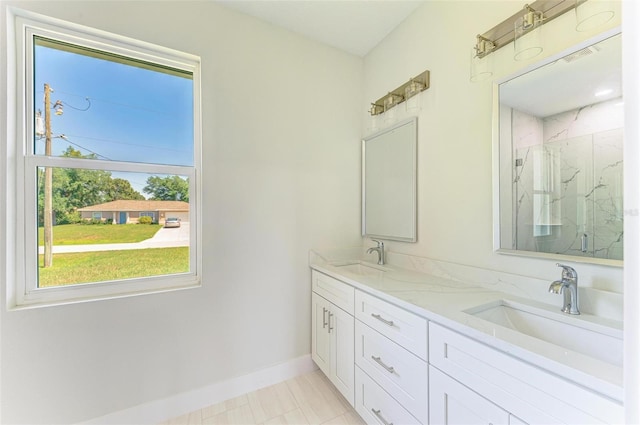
[575,0,615,32]
[405,78,426,112]
[469,0,616,81]
[383,93,404,112]
[470,35,496,82]
[514,4,545,61]
[369,103,384,116]
[369,70,430,116]
[382,93,403,125]
[405,78,425,100]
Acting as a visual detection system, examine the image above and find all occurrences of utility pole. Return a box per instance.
[43,83,53,267]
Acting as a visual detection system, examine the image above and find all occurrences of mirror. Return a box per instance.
[495,32,623,264]
[362,117,417,242]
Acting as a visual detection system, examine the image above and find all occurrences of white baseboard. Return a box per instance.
[82,355,317,425]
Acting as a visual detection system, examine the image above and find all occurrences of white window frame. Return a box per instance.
[92,212,103,220]
[6,8,202,308]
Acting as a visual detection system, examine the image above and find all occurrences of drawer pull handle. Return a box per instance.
[322,307,328,329]
[371,356,395,373]
[371,313,394,327]
[328,312,334,333]
[371,408,393,425]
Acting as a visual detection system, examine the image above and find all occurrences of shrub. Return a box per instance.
[138,216,153,225]
[80,218,104,225]
[57,211,82,225]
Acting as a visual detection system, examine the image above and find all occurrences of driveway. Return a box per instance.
[39,222,190,254]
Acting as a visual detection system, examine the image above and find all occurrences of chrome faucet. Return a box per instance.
[549,263,580,315]
[367,239,385,265]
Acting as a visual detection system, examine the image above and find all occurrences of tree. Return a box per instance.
[37,147,145,225]
[143,175,189,202]
[106,178,145,201]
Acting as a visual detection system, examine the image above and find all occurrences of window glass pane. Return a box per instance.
[33,36,194,166]
[37,167,190,288]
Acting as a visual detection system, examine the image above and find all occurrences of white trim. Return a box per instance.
[623,1,640,422]
[81,355,318,425]
[6,7,203,308]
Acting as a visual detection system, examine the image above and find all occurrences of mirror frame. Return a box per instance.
[492,27,623,267]
[362,117,417,243]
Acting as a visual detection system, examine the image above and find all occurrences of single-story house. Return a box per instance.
[77,200,189,225]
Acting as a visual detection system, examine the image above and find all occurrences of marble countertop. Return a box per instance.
[309,253,623,403]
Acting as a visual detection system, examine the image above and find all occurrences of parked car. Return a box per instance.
[164,217,181,228]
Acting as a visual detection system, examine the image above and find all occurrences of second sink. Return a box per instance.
[465,299,623,367]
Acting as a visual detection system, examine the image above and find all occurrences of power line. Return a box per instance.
[58,134,111,161]
[38,89,174,116]
[65,134,189,154]
[61,97,91,111]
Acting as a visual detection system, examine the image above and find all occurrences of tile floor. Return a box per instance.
[161,370,366,425]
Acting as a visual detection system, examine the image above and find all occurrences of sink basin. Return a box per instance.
[465,299,623,367]
[333,262,387,278]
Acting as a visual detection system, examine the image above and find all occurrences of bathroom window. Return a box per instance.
[7,10,202,307]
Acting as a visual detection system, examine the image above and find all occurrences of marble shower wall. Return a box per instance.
[512,98,623,260]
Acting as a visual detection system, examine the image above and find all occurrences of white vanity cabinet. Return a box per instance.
[309,262,623,425]
[354,290,428,424]
[429,322,624,424]
[311,271,355,406]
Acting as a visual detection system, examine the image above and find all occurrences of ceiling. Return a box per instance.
[215,0,425,57]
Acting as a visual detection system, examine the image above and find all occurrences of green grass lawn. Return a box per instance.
[38,223,162,245]
[38,247,189,287]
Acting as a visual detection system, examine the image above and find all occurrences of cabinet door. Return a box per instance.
[429,366,509,425]
[311,293,331,376]
[330,303,355,406]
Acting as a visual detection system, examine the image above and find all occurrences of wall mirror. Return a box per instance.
[362,117,417,242]
[495,31,622,265]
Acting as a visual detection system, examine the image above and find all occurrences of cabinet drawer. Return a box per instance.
[355,366,421,425]
[355,290,427,360]
[312,270,354,314]
[429,322,624,424]
[429,366,509,425]
[355,321,428,424]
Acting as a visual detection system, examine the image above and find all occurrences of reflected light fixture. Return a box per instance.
[575,0,615,32]
[514,4,544,61]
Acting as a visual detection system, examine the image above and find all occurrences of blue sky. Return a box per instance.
[34,41,193,194]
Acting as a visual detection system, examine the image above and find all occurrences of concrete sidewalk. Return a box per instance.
[39,223,190,254]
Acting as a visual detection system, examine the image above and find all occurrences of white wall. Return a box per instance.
[362,1,623,293]
[0,1,362,423]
